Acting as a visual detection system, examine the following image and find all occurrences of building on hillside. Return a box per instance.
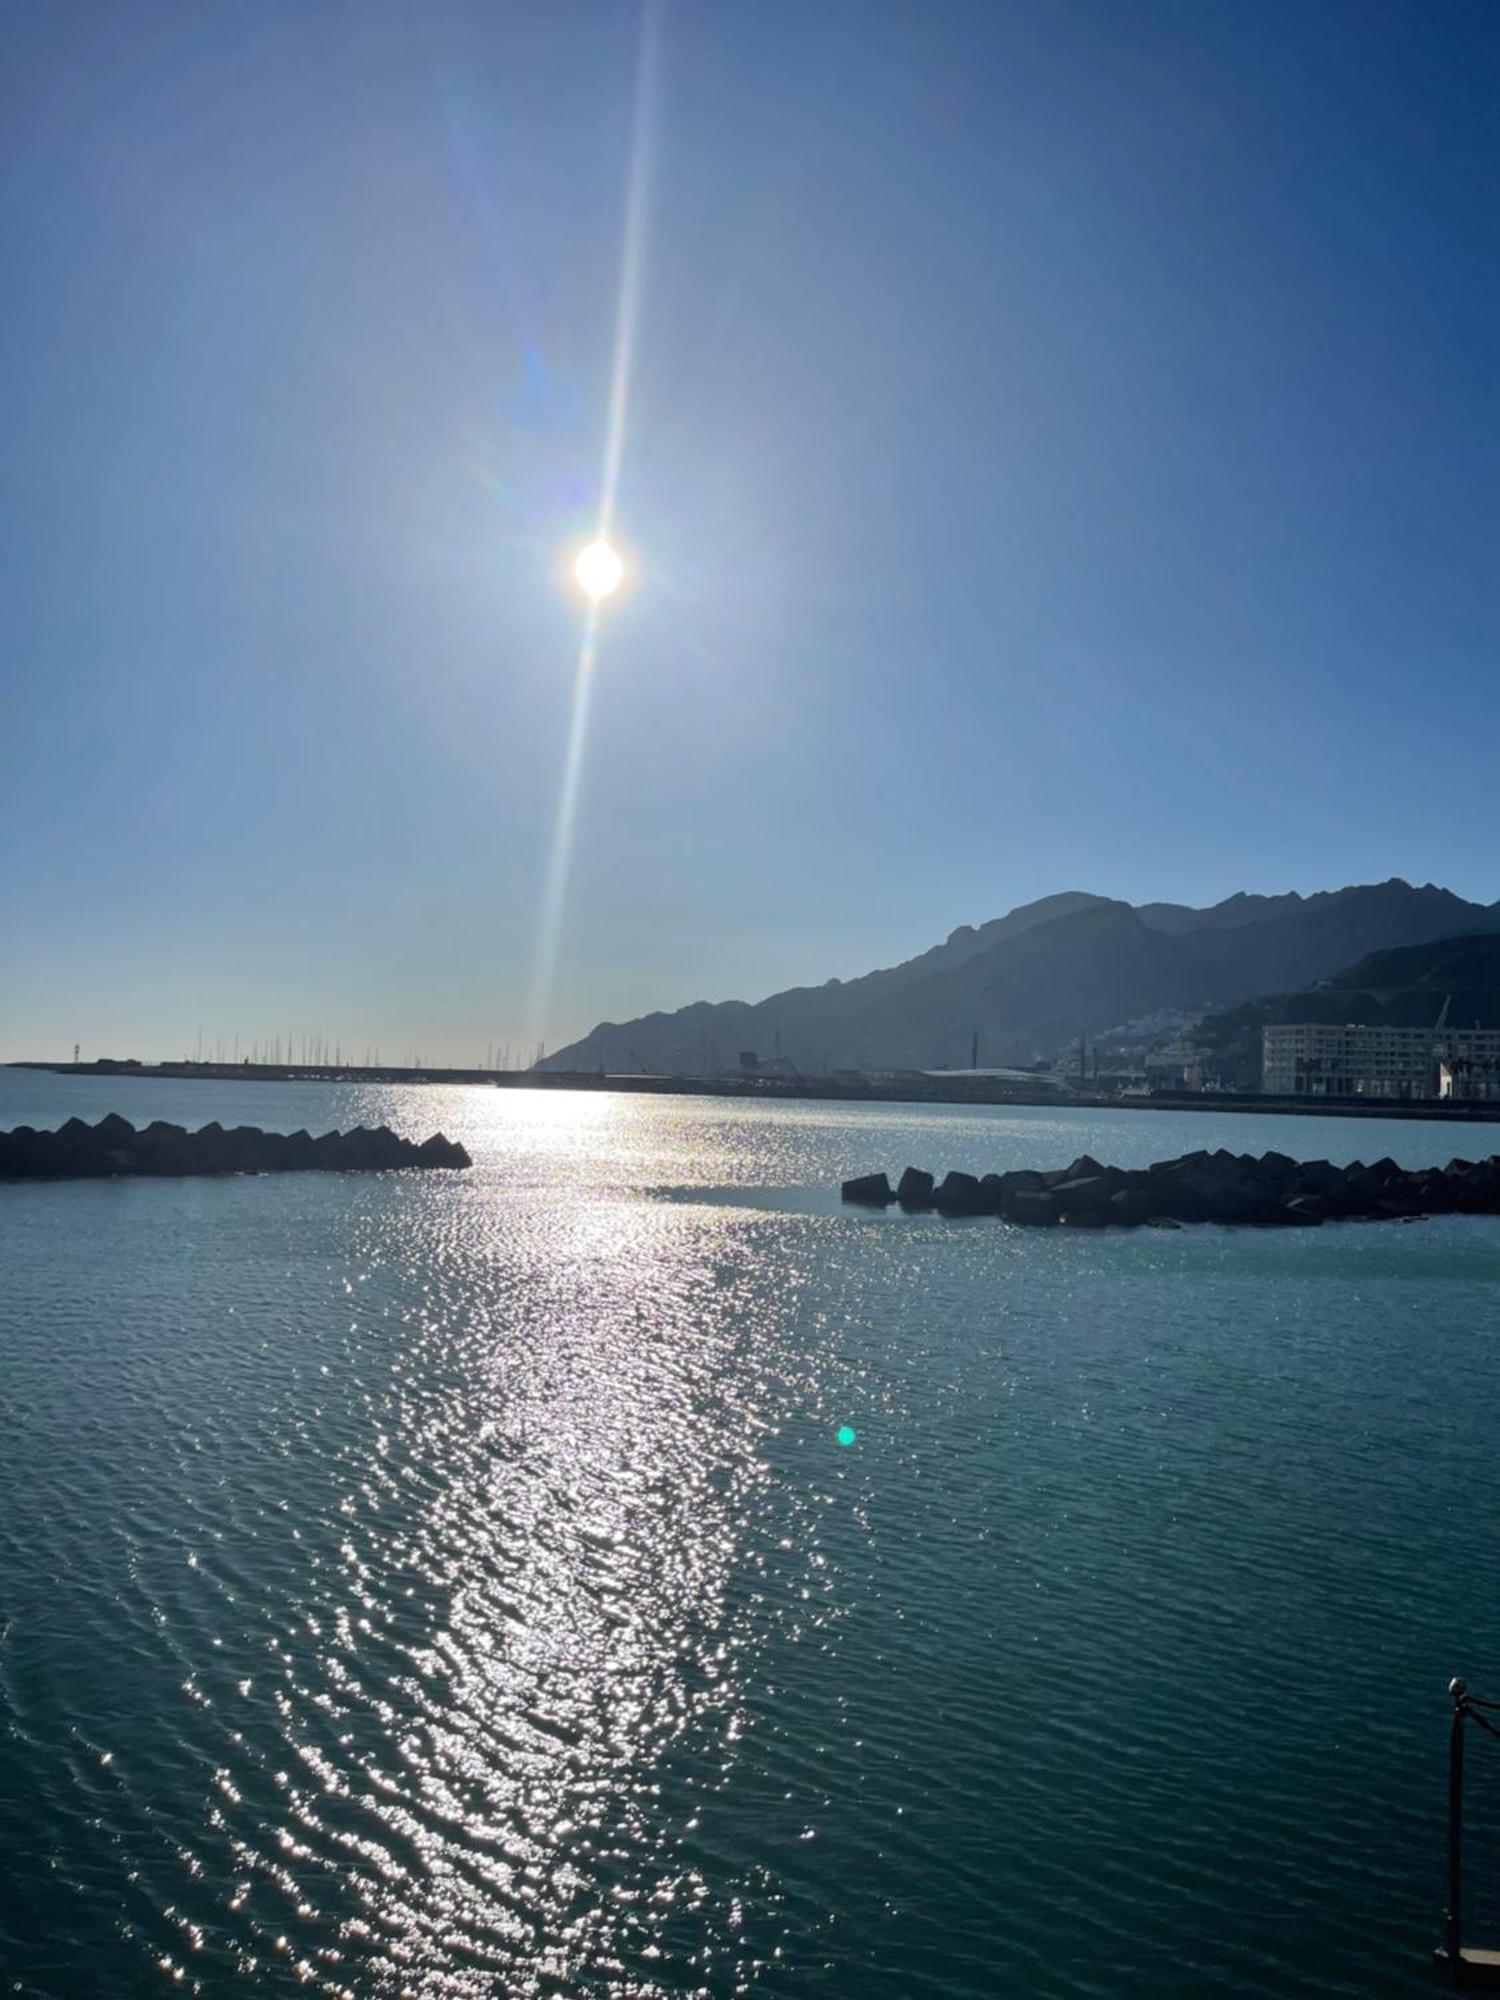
[1262,1023,1500,1100]
[1144,1043,1206,1091]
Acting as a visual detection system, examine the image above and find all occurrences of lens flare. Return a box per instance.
[528,3,659,1062]
[575,539,625,601]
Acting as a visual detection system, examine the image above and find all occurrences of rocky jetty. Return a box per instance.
[841,1148,1500,1227]
[0,1115,471,1179]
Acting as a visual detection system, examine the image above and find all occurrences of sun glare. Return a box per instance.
[575,539,625,601]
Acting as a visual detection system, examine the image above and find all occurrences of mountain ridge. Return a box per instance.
[540,880,1500,1076]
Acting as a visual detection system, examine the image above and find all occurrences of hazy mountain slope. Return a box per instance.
[540,880,1500,1076]
[539,893,1110,1073]
[1199,931,1500,1085]
[1325,933,1500,995]
[817,890,1110,1008]
[824,901,1225,1069]
[1183,880,1500,996]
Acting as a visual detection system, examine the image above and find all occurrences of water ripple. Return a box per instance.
[5,1083,1500,1994]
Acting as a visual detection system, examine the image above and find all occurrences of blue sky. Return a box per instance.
[1,0,1495,1063]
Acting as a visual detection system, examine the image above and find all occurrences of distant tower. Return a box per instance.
[73,1043,80,1066]
[971,1029,979,1071]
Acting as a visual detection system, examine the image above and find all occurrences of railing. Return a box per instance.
[1438,1678,1500,1988]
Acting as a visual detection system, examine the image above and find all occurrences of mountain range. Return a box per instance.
[538,880,1500,1077]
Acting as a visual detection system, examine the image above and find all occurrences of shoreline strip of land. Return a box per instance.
[8,1060,1500,1124]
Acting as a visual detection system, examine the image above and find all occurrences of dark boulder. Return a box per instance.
[1144,1158,1219,1222]
[1409,1170,1450,1212]
[1107,1188,1148,1227]
[1142,1151,1281,1224]
[1148,1153,1263,1223]
[192,1122,237,1172]
[416,1133,471,1169]
[1045,1154,1105,1188]
[337,1126,387,1171]
[1374,1175,1424,1216]
[842,1171,894,1206]
[1448,1160,1500,1212]
[278,1130,317,1169]
[1319,1170,1381,1220]
[226,1126,274,1173]
[1217,1178,1284,1226]
[1008,1189,1058,1227]
[896,1166,935,1210]
[934,1170,989,1216]
[52,1118,103,1173]
[1280,1196,1327,1226]
[1051,1174,1114,1217]
[24,1138,63,1174]
[382,1127,419,1167]
[0,1126,44,1175]
[134,1120,194,1174]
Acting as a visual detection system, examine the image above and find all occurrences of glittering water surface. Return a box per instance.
[4,1074,1500,1997]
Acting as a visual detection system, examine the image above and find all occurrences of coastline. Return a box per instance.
[10,1059,1500,1124]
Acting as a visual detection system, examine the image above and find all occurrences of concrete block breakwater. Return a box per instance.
[841,1150,1500,1227]
[0,1115,472,1178]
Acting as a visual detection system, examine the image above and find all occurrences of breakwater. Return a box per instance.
[0,1115,471,1178]
[842,1148,1500,1226]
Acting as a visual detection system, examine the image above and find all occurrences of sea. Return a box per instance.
[4,1068,1500,1998]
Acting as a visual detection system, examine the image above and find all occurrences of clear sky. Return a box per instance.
[1,0,1495,1064]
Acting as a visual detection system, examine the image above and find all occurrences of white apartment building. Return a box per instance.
[1263,1022,1500,1100]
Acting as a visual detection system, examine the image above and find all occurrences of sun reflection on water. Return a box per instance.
[209,1181,795,1997]
[7,1083,1492,1995]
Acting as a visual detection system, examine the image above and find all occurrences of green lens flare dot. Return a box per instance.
[836,1425,857,1447]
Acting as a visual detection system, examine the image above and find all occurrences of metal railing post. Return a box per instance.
[1449,1675,1469,1982]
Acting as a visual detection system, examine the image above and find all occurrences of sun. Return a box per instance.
[574,538,625,601]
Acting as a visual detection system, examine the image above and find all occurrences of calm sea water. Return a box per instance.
[4,1071,1500,1998]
